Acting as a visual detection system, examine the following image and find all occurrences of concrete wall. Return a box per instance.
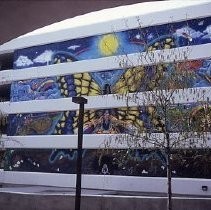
[0,192,210,210]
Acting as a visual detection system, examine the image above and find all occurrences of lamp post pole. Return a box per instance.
[72,96,87,210]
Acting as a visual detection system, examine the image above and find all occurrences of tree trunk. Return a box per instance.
[166,133,172,210]
[167,148,172,210]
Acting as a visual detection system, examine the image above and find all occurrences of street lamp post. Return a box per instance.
[72,96,87,210]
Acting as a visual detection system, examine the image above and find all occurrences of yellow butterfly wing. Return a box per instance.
[113,36,175,132]
[52,52,100,134]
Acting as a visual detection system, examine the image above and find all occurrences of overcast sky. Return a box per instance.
[0,0,155,45]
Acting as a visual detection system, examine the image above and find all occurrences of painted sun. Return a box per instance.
[99,34,119,56]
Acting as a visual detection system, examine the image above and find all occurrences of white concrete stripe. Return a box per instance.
[1,132,210,149]
[1,171,211,196]
[0,1,210,54]
[0,87,210,115]
[0,169,4,183]
[0,44,211,85]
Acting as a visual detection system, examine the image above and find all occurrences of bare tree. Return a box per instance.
[111,31,211,210]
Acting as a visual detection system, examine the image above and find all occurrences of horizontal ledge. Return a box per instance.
[0,2,209,54]
[1,132,210,149]
[1,134,111,149]
[0,44,211,85]
[0,87,210,115]
[1,171,211,196]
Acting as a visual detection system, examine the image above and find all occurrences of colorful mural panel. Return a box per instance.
[6,17,211,177]
[5,149,211,178]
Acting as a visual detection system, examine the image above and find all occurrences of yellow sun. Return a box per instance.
[99,34,119,56]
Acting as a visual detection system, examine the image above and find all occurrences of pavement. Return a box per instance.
[0,185,116,196]
[0,185,211,210]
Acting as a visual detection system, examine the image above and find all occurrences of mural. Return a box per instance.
[5,148,211,178]
[6,16,211,177]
